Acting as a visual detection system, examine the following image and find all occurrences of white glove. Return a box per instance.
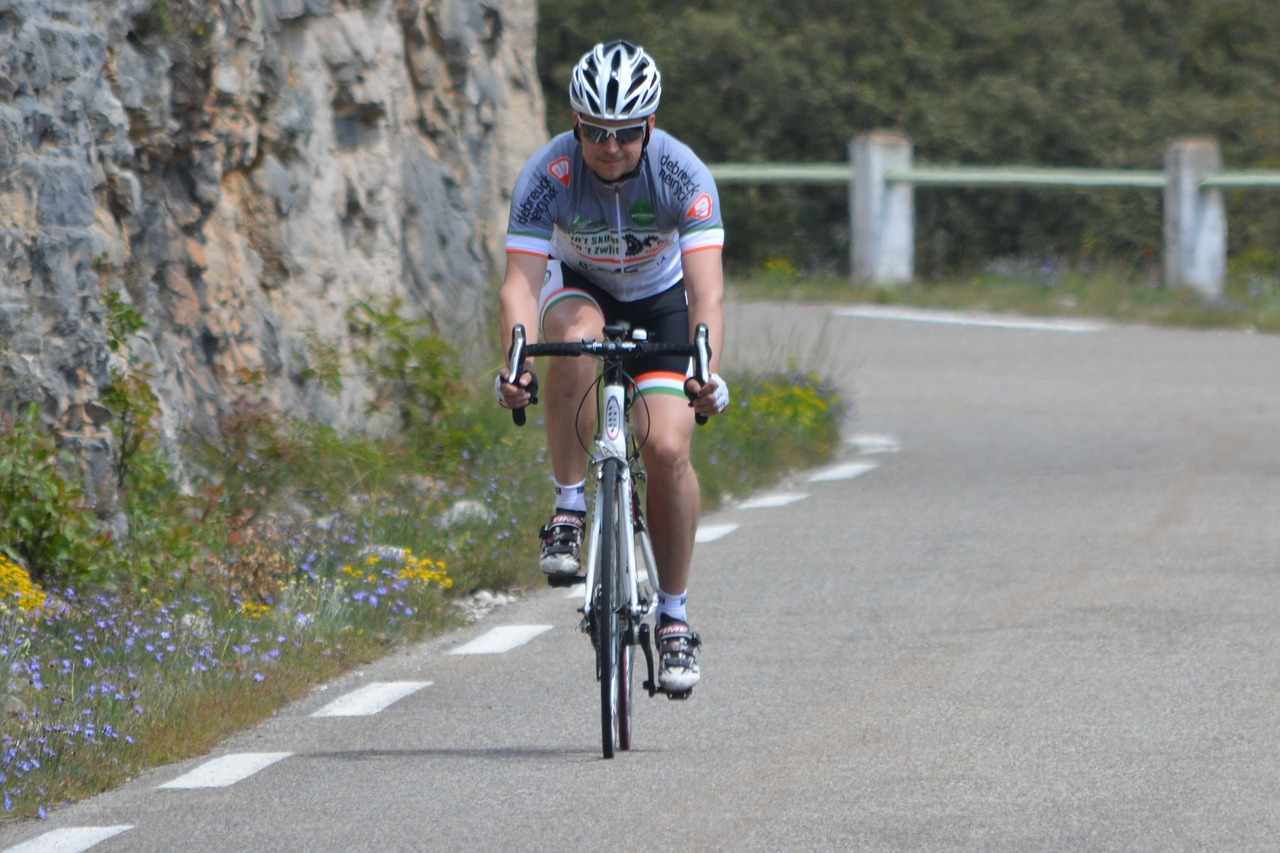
[706,371,730,413]
[687,372,730,415]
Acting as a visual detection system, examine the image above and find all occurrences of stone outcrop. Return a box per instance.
[0,0,546,516]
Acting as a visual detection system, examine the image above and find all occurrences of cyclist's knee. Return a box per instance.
[642,435,693,476]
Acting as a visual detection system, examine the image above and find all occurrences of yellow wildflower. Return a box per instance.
[240,601,271,620]
[395,554,454,590]
[0,553,45,614]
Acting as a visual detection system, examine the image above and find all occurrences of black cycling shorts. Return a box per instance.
[538,260,691,393]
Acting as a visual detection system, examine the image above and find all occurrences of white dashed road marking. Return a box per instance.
[310,681,432,717]
[836,305,1103,333]
[737,492,810,510]
[808,461,878,483]
[4,826,133,853]
[695,523,739,543]
[158,752,292,789]
[448,625,553,655]
[566,583,586,599]
[846,433,900,455]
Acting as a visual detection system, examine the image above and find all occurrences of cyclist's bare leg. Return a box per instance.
[633,393,699,597]
[541,299,606,486]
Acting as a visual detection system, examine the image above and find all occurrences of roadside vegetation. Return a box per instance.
[0,299,845,822]
[729,258,1280,334]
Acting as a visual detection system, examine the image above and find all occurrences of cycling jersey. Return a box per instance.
[505,129,725,302]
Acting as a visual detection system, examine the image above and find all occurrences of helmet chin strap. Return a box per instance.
[576,124,652,185]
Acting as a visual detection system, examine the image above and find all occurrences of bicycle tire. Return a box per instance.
[618,480,639,749]
[597,457,625,759]
[618,641,635,751]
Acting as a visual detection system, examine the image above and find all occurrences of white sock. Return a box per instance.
[657,588,688,623]
[553,477,587,514]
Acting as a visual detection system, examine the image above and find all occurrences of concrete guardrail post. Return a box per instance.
[852,131,913,285]
[1163,138,1226,299]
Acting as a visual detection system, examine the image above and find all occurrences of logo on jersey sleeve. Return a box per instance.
[548,156,571,188]
[686,192,714,222]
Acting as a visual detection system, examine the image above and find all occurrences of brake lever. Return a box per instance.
[689,324,711,426]
[507,325,536,426]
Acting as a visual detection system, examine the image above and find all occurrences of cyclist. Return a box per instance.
[495,40,728,694]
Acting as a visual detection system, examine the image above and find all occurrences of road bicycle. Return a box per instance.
[506,320,710,758]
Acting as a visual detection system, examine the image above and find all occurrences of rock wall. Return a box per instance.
[0,0,546,516]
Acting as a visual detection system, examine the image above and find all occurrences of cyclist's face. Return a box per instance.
[576,114,653,181]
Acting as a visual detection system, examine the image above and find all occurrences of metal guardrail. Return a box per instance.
[708,162,1280,190]
[708,163,849,185]
[889,167,1166,188]
[1202,171,1280,189]
[713,148,1280,296]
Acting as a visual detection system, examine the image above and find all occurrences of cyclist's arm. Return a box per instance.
[499,251,548,353]
[496,251,547,408]
[682,246,724,375]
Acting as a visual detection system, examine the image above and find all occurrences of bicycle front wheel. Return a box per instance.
[596,457,626,759]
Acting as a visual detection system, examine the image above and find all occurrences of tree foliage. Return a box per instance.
[538,0,1280,276]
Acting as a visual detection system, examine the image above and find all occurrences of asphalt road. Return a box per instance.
[4,304,1278,852]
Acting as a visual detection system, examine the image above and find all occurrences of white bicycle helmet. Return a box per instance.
[568,40,662,121]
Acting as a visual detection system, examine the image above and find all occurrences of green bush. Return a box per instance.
[346,299,471,464]
[0,406,105,586]
[101,369,201,588]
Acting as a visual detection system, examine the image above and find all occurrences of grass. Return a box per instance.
[0,358,845,822]
[0,551,456,816]
[728,262,1280,334]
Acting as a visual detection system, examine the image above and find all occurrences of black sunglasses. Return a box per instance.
[578,119,648,145]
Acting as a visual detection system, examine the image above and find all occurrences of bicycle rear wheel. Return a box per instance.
[596,458,626,759]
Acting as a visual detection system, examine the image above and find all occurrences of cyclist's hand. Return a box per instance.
[495,367,538,409]
[685,372,730,417]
